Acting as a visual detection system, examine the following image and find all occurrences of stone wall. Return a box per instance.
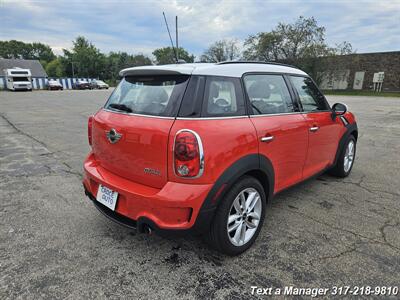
[318,51,400,91]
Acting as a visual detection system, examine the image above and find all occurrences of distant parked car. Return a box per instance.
[47,79,63,90]
[74,80,90,90]
[90,79,109,89]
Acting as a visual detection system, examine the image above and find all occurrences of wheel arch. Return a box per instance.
[192,153,274,234]
[333,123,358,166]
[201,154,274,211]
[243,169,271,202]
[350,129,358,140]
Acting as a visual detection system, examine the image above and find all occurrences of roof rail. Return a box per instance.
[217,60,300,70]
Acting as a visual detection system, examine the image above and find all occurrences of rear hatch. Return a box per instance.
[12,77,31,88]
[91,75,189,189]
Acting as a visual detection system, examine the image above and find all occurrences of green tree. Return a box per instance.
[334,41,354,55]
[130,54,152,66]
[62,36,106,78]
[0,40,55,63]
[243,16,354,83]
[104,52,152,81]
[45,58,65,77]
[30,42,56,62]
[200,39,241,62]
[243,16,330,62]
[152,47,194,65]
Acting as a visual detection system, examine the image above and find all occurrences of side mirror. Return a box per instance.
[331,102,347,119]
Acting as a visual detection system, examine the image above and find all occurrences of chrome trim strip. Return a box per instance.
[250,112,300,118]
[301,110,332,114]
[176,116,248,120]
[102,109,333,120]
[103,108,175,120]
[177,111,333,120]
[173,129,205,179]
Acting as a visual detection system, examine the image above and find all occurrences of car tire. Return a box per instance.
[329,135,356,177]
[205,176,266,256]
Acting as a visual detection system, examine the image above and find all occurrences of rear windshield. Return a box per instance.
[105,75,189,117]
[13,77,30,82]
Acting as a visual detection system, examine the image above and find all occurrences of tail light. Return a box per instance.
[88,115,93,146]
[174,129,204,178]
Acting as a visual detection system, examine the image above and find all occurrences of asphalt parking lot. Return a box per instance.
[1,89,399,299]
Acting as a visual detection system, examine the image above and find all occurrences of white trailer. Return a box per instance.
[4,68,32,91]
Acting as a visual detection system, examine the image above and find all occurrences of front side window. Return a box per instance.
[105,75,189,117]
[244,74,294,115]
[202,77,245,117]
[289,76,329,112]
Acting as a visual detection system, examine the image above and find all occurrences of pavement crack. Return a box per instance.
[0,113,52,152]
[333,174,400,198]
[379,221,400,250]
[61,162,82,178]
[314,245,359,261]
[283,208,400,252]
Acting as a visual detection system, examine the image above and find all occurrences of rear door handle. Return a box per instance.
[309,126,319,132]
[261,136,274,142]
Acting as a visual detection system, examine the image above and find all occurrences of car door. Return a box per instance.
[244,74,309,193]
[289,75,343,179]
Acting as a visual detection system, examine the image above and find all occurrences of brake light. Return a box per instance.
[174,130,204,178]
[88,115,93,146]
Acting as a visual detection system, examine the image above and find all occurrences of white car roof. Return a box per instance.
[119,62,307,78]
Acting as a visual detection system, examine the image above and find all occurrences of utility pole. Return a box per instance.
[71,61,75,78]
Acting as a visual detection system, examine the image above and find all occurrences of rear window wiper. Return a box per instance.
[108,103,133,113]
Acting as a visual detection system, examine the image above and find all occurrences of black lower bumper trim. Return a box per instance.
[84,187,215,237]
[85,188,137,229]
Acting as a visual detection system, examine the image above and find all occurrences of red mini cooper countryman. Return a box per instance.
[83,62,358,255]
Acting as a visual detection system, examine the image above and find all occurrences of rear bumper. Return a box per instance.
[83,152,215,235]
[13,87,31,90]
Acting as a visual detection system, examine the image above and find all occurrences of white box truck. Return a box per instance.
[4,68,32,91]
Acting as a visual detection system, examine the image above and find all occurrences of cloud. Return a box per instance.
[1,0,399,58]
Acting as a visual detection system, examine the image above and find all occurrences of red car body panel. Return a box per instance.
[301,112,346,179]
[84,152,213,229]
[92,110,173,189]
[168,117,259,185]
[250,114,309,193]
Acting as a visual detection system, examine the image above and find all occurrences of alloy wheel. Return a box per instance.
[227,187,262,246]
[344,140,355,172]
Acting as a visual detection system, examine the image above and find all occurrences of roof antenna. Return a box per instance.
[175,16,179,61]
[162,12,178,63]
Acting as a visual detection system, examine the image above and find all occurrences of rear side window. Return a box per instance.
[105,75,189,117]
[202,76,245,117]
[289,76,329,112]
[244,74,294,115]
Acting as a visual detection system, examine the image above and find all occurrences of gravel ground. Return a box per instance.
[0,89,399,299]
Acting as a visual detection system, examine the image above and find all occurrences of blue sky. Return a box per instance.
[1,0,399,59]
